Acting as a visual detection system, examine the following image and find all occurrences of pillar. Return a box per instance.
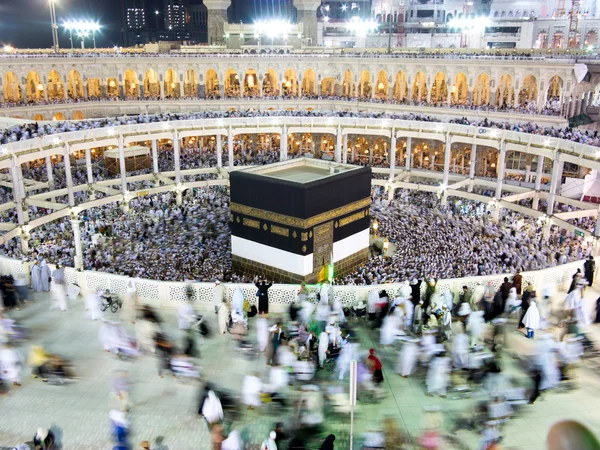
[205,0,231,45]
[85,147,94,184]
[493,142,506,222]
[532,155,544,210]
[389,130,397,181]
[179,81,184,98]
[342,134,348,164]
[467,142,476,193]
[173,130,181,186]
[547,153,563,217]
[335,127,342,163]
[442,134,452,187]
[228,128,234,170]
[118,135,128,196]
[45,156,54,190]
[216,134,223,168]
[63,145,75,207]
[152,139,159,174]
[21,85,27,104]
[10,158,26,226]
[281,126,288,161]
[71,218,84,270]
[160,81,165,100]
[294,0,320,45]
[405,136,412,171]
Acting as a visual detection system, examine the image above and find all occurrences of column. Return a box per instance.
[389,129,397,181]
[85,147,94,184]
[228,128,234,170]
[335,127,342,163]
[442,134,452,187]
[467,142,476,193]
[21,85,27,104]
[294,0,320,45]
[179,81,184,98]
[160,81,165,100]
[532,155,544,210]
[546,153,563,217]
[216,134,223,169]
[280,126,288,161]
[63,145,75,207]
[10,158,26,226]
[152,139,159,174]
[405,136,412,171]
[206,0,231,45]
[343,134,348,163]
[117,135,128,197]
[493,142,506,222]
[71,218,84,270]
[173,130,181,186]
[45,156,54,189]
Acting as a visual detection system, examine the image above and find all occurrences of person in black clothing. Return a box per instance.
[568,269,582,293]
[155,332,173,377]
[319,434,336,450]
[499,277,512,304]
[410,278,422,305]
[256,278,273,314]
[596,297,600,324]
[584,256,595,286]
[518,286,533,329]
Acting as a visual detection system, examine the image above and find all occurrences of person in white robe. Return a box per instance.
[0,344,22,386]
[39,260,51,292]
[202,390,224,424]
[261,431,278,450]
[504,288,521,318]
[318,332,329,368]
[535,334,560,391]
[177,302,196,330]
[332,298,346,323]
[217,299,230,334]
[426,353,450,397]
[21,259,31,288]
[441,305,452,341]
[50,280,67,312]
[523,299,540,339]
[325,321,341,347]
[399,281,412,299]
[136,317,158,354]
[123,280,137,324]
[222,430,244,450]
[442,291,454,311]
[99,321,119,353]
[232,288,244,313]
[319,282,330,305]
[31,262,42,293]
[472,283,485,309]
[67,283,81,305]
[397,338,420,377]
[380,313,403,346]
[336,342,359,381]
[256,317,269,352]
[367,290,379,319]
[452,332,470,369]
[315,299,331,332]
[400,297,414,330]
[467,311,485,347]
[420,330,437,362]
[242,373,262,408]
[565,286,591,327]
[213,280,224,313]
[85,290,102,321]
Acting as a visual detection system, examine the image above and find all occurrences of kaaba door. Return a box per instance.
[313,221,333,282]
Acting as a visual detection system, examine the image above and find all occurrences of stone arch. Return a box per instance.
[243,69,259,97]
[143,69,159,98]
[301,68,317,97]
[358,70,371,100]
[473,72,490,106]
[225,69,240,98]
[26,71,44,102]
[73,111,85,120]
[320,77,339,96]
[495,73,514,108]
[205,69,220,98]
[53,112,65,121]
[263,68,279,97]
[430,71,448,104]
[586,30,598,47]
[547,75,563,99]
[164,68,180,98]
[518,74,538,105]
[87,78,100,98]
[282,69,298,97]
[552,31,565,49]
[411,71,428,102]
[375,70,389,100]
[124,69,140,99]
[342,70,355,98]
[107,78,119,98]
[392,71,407,102]
[67,69,84,99]
[47,70,64,101]
[33,114,45,121]
[3,72,22,103]
[184,69,198,97]
[451,72,469,105]
[536,31,549,49]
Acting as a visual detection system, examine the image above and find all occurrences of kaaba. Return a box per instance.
[230,158,372,283]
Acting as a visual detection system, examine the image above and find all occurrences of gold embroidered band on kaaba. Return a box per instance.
[231,197,371,229]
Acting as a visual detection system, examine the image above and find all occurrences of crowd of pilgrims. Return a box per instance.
[2,109,600,148]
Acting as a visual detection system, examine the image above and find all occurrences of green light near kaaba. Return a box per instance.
[328,263,334,282]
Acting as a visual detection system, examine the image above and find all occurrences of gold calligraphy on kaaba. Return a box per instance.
[270,225,290,237]
[339,210,366,227]
[242,218,260,229]
[230,198,371,229]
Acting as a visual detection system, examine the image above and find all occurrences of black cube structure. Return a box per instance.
[230,158,372,283]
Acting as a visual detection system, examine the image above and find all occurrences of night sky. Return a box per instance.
[0,0,295,49]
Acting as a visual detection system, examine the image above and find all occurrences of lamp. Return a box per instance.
[383,238,389,257]
[373,220,379,238]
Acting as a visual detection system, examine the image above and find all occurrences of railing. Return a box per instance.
[0,255,586,312]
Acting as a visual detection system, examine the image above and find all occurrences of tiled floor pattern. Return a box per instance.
[0,287,599,449]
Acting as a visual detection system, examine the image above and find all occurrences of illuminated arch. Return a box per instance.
[430,72,448,104]
[519,74,538,105]
[33,114,45,121]
[224,69,240,98]
[320,77,339,96]
[184,69,198,97]
[451,72,469,105]
[26,71,44,102]
[301,68,317,97]
[53,112,65,121]
[87,78,100,98]
[473,73,490,106]
[67,69,84,99]
[243,69,259,97]
[358,70,371,99]
[547,75,563,98]
[143,69,159,98]
[262,68,279,97]
[282,69,298,97]
[73,111,85,120]
[164,68,180,98]
[124,69,140,99]
[342,70,355,98]
[205,69,220,98]
[374,70,388,100]
[392,71,407,102]
[495,74,514,108]
[411,71,428,102]
[106,77,119,98]
[47,70,64,101]
[3,72,22,103]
